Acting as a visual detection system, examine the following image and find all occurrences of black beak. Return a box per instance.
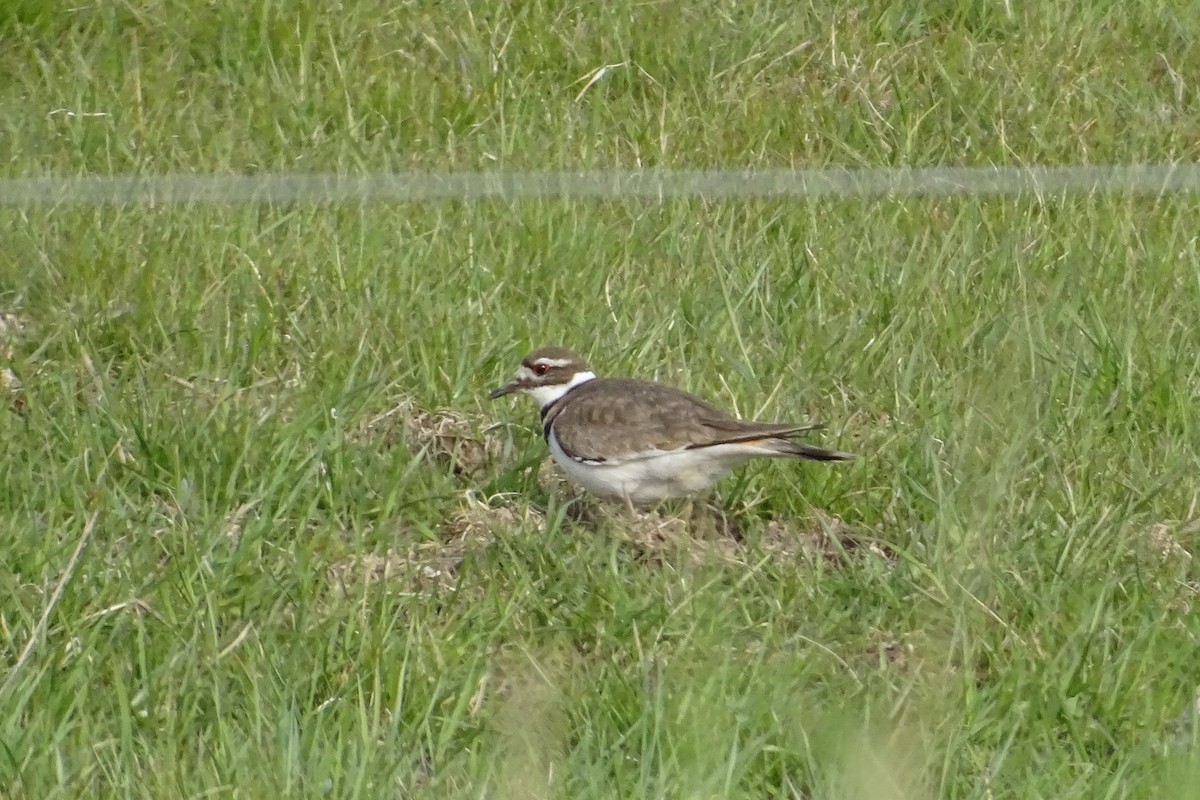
[488,382,521,399]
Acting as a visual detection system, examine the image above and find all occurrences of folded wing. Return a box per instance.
[549,378,834,463]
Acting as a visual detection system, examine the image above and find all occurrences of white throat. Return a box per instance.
[528,370,596,409]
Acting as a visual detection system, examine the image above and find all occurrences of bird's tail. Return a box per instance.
[765,438,855,461]
[696,424,855,461]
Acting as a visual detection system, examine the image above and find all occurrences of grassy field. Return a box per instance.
[2,1,1199,797]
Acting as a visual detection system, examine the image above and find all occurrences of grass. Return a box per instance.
[2,0,1199,797]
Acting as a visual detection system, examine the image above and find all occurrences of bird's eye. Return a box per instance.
[532,363,550,376]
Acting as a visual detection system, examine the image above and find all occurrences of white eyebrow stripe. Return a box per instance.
[532,358,574,368]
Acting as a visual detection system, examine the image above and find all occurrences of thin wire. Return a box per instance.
[1,164,1197,206]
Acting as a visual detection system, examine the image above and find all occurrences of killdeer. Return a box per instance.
[489,346,853,505]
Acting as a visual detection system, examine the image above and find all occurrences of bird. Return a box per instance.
[488,346,853,505]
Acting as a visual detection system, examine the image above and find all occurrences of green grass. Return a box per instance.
[2,1,1200,798]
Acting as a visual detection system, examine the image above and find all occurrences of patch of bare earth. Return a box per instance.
[1149,517,1200,751]
[769,509,896,567]
[359,396,504,480]
[593,504,736,564]
[562,499,892,572]
[326,493,545,598]
[443,493,546,544]
[1144,519,1196,563]
[1,309,31,414]
[1,367,23,414]
[864,636,918,673]
[327,547,460,598]
[328,399,530,598]
[1145,517,1200,616]
[0,310,29,357]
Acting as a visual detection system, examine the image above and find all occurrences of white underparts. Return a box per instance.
[546,431,777,504]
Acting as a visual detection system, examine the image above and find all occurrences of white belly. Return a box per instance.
[547,432,759,504]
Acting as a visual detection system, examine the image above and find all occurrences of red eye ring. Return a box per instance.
[532,363,550,376]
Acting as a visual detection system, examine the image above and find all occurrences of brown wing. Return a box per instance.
[547,378,822,463]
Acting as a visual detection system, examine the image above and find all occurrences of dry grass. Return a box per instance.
[326,546,461,597]
[0,309,29,359]
[1,308,30,414]
[443,492,548,543]
[360,396,504,480]
[327,493,545,598]
[1145,519,1197,563]
[327,475,890,596]
[1,366,23,414]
